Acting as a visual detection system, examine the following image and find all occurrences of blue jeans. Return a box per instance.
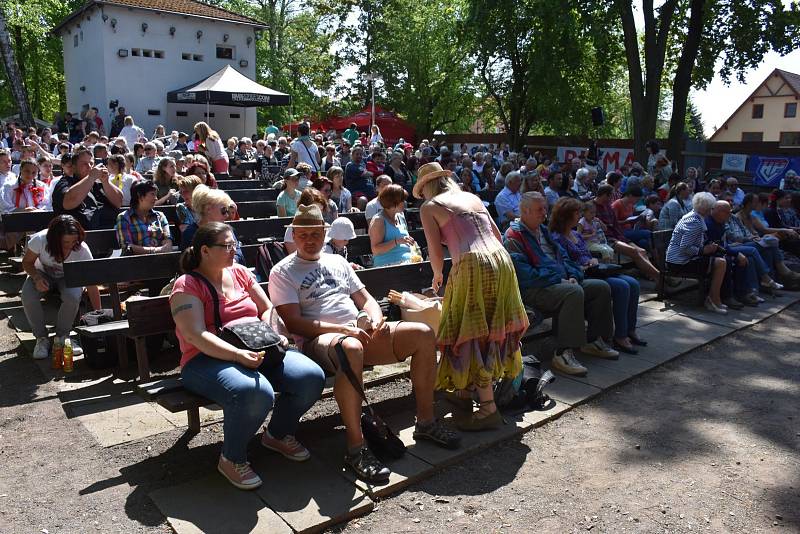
[181,350,326,463]
[623,229,652,250]
[740,240,782,277]
[605,274,640,338]
[727,245,767,295]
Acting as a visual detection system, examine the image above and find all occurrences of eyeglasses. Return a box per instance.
[209,243,237,252]
[219,206,231,216]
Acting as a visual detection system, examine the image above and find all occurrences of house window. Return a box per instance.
[204,112,215,118]
[147,109,161,116]
[786,103,798,118]
[154,50,164,59]
[741,132,763,142]
[182,53,191,61]
[216,45,234,59]
[779,132,800,146]
[142,49,153,58]
[230,113,240,118]
[73,35,79,47]
[193,54,203,61]
[752,104,764,119]
[131,48,141,57]
[176,111,188,117]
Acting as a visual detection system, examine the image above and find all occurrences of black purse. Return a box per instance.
[586,263,623,278]
[334,338,406,461]
[188,272,286,367]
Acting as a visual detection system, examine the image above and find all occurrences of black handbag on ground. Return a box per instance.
[586,263,623,278]
[334,338,406,461]
[188,272,286,367]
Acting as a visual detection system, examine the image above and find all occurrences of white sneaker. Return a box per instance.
[32,337,50,360]
[551,349,588,376]
[704,297,728,315]
[580,339,619,360]
[70,338,83,357]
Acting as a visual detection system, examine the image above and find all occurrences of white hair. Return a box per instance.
[692,192,716,213]
[520,191,546,210]
[505,171,522,187]
[576,168,589,181]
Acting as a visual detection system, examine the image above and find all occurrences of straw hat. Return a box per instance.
[412,162,452,199]
[286,204,331,228]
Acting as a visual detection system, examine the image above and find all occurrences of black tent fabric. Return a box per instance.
[167,65,291,107]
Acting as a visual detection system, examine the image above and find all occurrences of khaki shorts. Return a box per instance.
[304,320,404,375]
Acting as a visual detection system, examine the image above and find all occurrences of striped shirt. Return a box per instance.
[115,209,171,248]
[666,211,706,265]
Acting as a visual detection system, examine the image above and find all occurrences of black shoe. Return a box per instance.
[344,446,390,483]
[414,419,461,449]
[613,341,638,355]
[722,298,744,310]
[629,335,647,347]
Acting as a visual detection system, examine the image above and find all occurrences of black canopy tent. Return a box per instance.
[167,65,291,122]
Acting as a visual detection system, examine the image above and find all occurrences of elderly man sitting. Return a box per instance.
[494,171,522,229]
[725,177,745,209]
[270,204,460,484]
[666,192,729,314]
[504,192,618,377]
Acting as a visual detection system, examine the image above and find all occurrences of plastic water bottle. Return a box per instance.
[51,338,63,370]
[62,339,74,373]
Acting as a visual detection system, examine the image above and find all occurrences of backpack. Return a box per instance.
[494,354,556,414]
[255,238,287,282]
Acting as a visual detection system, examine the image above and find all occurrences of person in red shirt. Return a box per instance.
[611,185,652,249]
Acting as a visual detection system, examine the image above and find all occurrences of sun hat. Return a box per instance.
[286,204,331,228]
[412,162,452,199]
[328,217,356,241]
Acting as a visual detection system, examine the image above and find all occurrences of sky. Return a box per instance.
[692,49,800,137]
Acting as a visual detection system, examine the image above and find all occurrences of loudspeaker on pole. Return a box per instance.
[591,107,605,127]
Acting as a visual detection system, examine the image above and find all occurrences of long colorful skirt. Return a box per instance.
[435,247,529,391]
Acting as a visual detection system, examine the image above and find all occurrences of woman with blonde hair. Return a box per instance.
[416,162,528,431]
[180,185,243,264]
[153,157,179,206]
[194,121,229,174]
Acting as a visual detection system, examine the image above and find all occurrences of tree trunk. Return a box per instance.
[0,11,34,126]
[667,0,706,167]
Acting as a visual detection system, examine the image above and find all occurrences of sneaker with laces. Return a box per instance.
[217,455,262,490]
[550,349,587,376]
[580,339,619,360]
[413,419,461,449]
[344,446,390,483]
[32,337,50,360]
[261,430,310,461]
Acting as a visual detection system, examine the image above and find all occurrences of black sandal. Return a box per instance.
[629,335,648,347]
[613,340,638,355]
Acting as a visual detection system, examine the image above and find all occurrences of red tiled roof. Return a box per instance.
[54,0,266,33]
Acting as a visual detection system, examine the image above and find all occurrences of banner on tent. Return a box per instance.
[746,155,800,187]
[557,146,637,170]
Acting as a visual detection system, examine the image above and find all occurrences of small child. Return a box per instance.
[323,217,363,270]
[635,194,661,230]
[578,202,615,262]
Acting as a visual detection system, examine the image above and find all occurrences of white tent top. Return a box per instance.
[167,65,291,107]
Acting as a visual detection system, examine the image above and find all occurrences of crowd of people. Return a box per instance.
[6,113,800,491]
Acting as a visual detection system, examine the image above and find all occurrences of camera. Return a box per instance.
[109,99,119,110]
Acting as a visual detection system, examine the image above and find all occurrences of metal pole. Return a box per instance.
[371,80,375,131]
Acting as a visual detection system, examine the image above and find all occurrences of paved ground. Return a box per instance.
[333,305,800,534]
[0,266,798,533]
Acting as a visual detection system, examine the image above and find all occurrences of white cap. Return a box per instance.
[328,217,356,241]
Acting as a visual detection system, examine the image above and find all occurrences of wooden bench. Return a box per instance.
[227,189,281,203]
[131,260,454,433]
[217,180,272,191]
[2,205,181,234]
[652,228,706,306]
[82,225,179,257]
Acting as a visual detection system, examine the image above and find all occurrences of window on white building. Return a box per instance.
[182,53,191,61]
[176,111,188,117]
[779,132,800,146]
[741,132,763,142]
[131,48,141,56]
[204,112,215,118]
[142,49,153,58]
[193,54,203,61]
[216,45,234,60]
[230,113,240,118]
[148,109,161,116]
[73,35,78,47]
[154,50,164,59]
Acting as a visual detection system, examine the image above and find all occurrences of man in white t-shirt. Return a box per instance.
[0,149,16,185]
[270,204,460,483]
[287,122,320,174]
[364,175,392,221]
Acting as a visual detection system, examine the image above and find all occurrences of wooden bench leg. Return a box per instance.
[134,336,150,381]
[187,408,201,435]
[109,284,128,370]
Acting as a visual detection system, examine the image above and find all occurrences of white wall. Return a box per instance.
[60,5,259,139]
[62,9,107,119]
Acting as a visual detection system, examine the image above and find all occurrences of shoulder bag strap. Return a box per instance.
[187,271,223,332]
[301,140,319,172]
[334,337,376,417]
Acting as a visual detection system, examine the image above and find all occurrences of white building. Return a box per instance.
[53,0,267,140]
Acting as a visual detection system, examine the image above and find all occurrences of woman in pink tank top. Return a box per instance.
[414,163,528,431]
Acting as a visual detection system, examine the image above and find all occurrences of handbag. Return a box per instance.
[585,263,623,278]
[334,338,406,461]
[188,272,286,367]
